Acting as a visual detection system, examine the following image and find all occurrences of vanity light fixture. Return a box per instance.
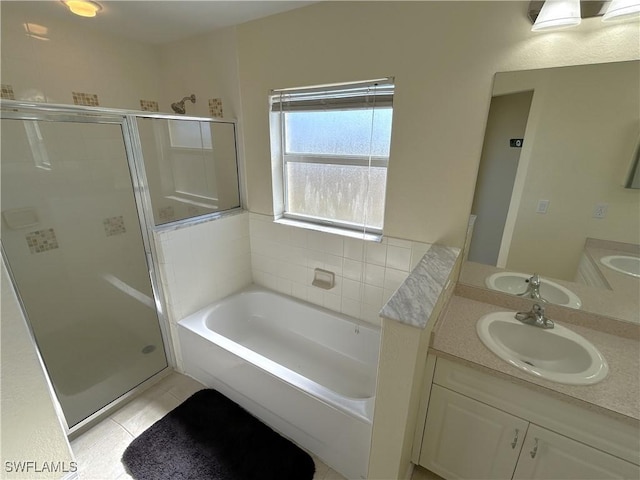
[602,0,640,21]
[531,0,582,31]
[529,0,640,30]
[62,0,102,18]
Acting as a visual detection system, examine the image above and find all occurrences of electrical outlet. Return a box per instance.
[536,199,550,214]
[593,203,608,219]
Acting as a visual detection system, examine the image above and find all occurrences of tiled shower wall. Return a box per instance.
[249,213,432,326]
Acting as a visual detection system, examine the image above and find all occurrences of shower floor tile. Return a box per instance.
[70,371,348,480]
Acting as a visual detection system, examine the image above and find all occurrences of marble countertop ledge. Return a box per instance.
[380,244,460,328]
[431,295,640,425]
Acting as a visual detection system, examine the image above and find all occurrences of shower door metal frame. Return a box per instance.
[0,100,241,435]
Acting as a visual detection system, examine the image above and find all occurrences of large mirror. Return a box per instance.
[460,60,640,325]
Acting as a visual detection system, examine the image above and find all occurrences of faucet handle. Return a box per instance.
[532,303,545,317]
[532,303,554,328]
[515,303,554,328]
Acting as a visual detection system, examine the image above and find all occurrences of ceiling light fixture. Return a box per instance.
[62,0,102,18]
[602,0,640,21]
[531,0,582,31]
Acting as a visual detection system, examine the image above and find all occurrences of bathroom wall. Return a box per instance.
[1,259,76,479]
[0,2,161,109]
[0,2,241,118]
[250,213,432,325]
[236,1,639,249]
[153,212,252,369]
[159,27,241,119]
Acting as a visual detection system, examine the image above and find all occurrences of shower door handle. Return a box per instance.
[146,253,155,273]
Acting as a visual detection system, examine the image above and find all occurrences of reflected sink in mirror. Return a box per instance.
[485,272,582,309]
[600,255,640,279]
[476,312,608,385]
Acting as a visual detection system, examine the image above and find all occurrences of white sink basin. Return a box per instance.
[477,312,608,385]
[485,272,582,309]
[600,255,640,278]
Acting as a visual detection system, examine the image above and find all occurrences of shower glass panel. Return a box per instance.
[136,118,240,225]
[0,115,168,428]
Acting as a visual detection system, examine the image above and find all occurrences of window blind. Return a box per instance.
[271,78,394,112]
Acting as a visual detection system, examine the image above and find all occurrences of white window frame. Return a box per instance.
[270,78,394,238]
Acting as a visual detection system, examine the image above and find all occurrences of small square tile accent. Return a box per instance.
[158,206,175,222]
[26,228,59,254]
[208,98,223,118]
[72,92,100,106]
[140,100,159,112]
[103,216,126,236]
[1,84,15,100]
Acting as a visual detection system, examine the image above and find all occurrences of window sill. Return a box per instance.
[274,217,383,243]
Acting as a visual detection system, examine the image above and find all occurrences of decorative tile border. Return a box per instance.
[208,98,223,118]
[72,92,99,106]
[26,228,59,254]
[140,99,159,112]
[103,216,126,236]
[158,206,175,222]
[1,84,15,100]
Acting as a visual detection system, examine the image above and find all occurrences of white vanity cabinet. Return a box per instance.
[513,424,638,480]
[417,357,640,480]
[420,385,527,479]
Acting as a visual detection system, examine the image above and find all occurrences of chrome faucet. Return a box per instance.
[515,303,554,329]
[517,273,548,303]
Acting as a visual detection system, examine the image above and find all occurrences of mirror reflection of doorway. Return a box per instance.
[468,91,534,266]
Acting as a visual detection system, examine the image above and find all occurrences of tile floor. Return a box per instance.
[70,371,443,480]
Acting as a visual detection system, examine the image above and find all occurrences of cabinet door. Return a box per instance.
[419,385,529,479]
[514,424,640,480]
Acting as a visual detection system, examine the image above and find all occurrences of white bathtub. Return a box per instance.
[177,285,381,480]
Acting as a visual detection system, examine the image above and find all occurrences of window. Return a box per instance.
[270,79,394,236]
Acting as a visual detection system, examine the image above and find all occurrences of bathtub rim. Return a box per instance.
[206,284,381,333]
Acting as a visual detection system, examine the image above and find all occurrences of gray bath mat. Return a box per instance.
[122,389,315,480]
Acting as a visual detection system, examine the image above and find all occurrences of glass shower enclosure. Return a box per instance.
[1,103,240,431]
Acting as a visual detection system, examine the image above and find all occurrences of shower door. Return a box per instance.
[0,111,168,428]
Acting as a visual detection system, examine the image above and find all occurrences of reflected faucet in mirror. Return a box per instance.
[516,273,548,304]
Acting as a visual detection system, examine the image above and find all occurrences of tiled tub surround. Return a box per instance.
[430,286,640,424]
[153,211,252,369]
[249,212,433,326]
[154,210,450,368]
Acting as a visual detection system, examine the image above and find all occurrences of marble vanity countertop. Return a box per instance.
[431,295,640,425]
